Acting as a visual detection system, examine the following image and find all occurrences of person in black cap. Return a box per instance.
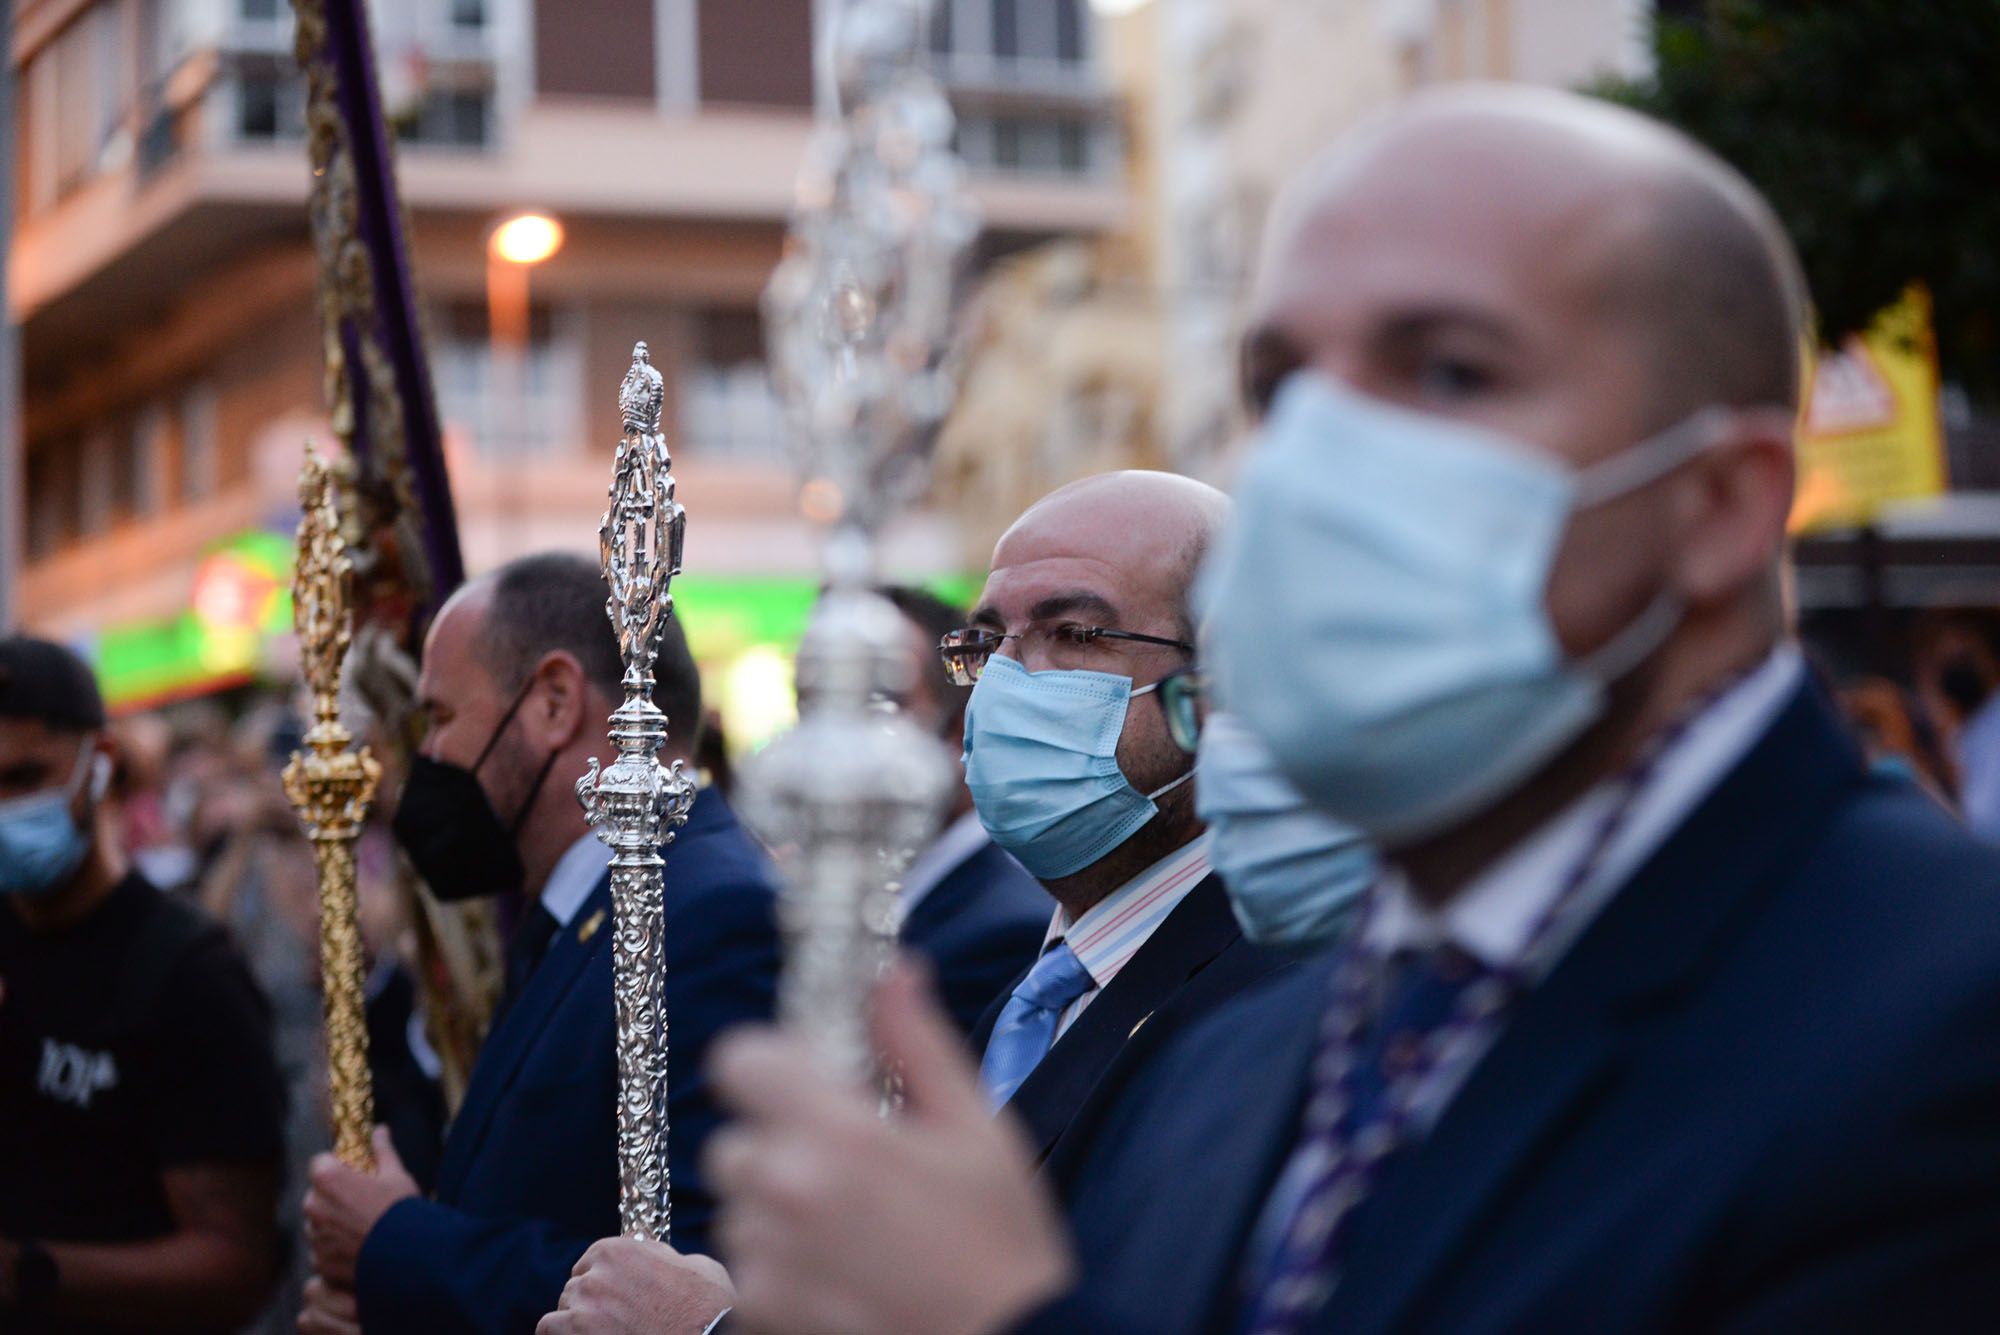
[0,635,286,1331]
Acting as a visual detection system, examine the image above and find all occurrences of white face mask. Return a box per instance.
[1199,372,1732,845]
[0,738,108,899]
[1197,712,1374,955]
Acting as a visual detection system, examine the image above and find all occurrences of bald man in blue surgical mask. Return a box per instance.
[537,473,1294,1335]
[695,86,2000,1335]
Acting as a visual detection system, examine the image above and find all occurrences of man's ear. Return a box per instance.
[1669,413,1797,608]
[528,652,591,752]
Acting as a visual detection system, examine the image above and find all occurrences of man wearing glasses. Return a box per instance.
[535,471,1289,1335]
[938,469,1286,1169]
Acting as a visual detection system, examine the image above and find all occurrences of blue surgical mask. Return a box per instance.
[1197,711,1376,955]
[1201,373,1727,846]
[963,655,1192,880]
[0,739,105,899]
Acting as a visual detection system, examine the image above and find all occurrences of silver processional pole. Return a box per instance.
[739,0,979,1084]
[578,343,697,1240]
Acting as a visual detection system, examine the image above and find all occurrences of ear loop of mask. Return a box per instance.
[1130,676,1198,802]
[1563,409,1739,689]
[475,672,563,838]
[471,674,539,776]
[52,737,111,855]
[1577,592,1684,686]
[63,736,111,807]
[1570,405,1735,510]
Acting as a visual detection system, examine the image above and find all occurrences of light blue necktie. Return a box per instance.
[979,940,1095,1110]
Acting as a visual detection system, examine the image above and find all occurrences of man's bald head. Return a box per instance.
[992,471,1230,641]
[1257,85,1807,434]
[1241,84,1805,781]
[971,470,1226,900]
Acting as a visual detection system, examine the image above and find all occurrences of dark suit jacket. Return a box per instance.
[900,835,1050,1038]
[973,871,1287,1169]
[1016,683,2000,1334]
[356,790,781,1334]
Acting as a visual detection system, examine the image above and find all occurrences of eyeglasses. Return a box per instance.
[938,621,1195,687]
[1156,667,1206,754]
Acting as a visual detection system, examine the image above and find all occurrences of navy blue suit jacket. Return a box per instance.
[1020,683,2000,1333]
[975,872,1288,1169]
[899,836,1050,1039]
[356,790,780,1334]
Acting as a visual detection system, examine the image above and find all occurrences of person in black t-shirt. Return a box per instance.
[0,636,286,1331]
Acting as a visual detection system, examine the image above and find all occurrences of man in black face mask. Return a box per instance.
[298,553,782,1335]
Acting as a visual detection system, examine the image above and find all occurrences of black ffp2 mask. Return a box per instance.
[392,681,560,903]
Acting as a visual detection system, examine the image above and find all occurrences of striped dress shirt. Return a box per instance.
[1042,839,1212,1041]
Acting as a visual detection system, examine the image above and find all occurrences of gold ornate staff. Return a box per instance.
[291,0,498,1107]
[577,344,696,1240]
[283,447,384,1170]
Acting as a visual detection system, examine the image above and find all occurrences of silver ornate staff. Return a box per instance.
[738,0,978,1085]
[577,343,697,1240]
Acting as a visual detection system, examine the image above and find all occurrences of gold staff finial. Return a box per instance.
[283,445,383,1171]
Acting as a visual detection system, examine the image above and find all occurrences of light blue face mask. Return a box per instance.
[0,739,105,900]
[962,654,1192,881]
[1200,372,1729,847]
[1197,711,1376,956]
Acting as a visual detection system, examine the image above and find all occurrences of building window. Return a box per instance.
[223,0,497,147]
[21,4,131,211]
[992,0,1019,60]
[103,422,152,523]
[1054,0,1083,61]
[679,310,787,460]
[930,0,1107,179]
[934,0,1092,75]
[236,68,297,139]
[78,429,116,537]
[432,302,585,458]
[25,443,77,560]
[181,383,219,503]
[398,87,491,146]
[1057,119,1087,172]
[957,110,1102,178]
[133,404,170,518]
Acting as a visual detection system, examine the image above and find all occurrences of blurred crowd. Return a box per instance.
[103,696,397,1333]
[11,72,2000,1335]
[41,598,2000,1331]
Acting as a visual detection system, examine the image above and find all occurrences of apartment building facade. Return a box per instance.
[10,0,1124,734]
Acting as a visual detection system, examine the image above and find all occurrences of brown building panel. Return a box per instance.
[698,0,813,109]
[536,0,658,101]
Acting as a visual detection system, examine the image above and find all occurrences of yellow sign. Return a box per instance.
[1790,287,1947,533]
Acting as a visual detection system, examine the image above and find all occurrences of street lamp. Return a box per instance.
[486,211,564,455]
[487,210,563,349]
[491,211,564,266]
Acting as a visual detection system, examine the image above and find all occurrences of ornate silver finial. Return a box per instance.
[739,0,978,1087]
[577,341,698,1241]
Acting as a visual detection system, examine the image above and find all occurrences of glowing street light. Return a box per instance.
[486,211,565,453]
[489,211,565,266]
[486,212,562,347]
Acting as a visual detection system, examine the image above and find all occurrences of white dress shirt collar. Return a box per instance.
[541,830,612,929]
[1367,645,1806,977]
[896,810,998,925]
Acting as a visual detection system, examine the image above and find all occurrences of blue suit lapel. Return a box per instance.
[1319,681,1866,1334]
[437,873,613,1201]
[1003,875,1242,1157]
